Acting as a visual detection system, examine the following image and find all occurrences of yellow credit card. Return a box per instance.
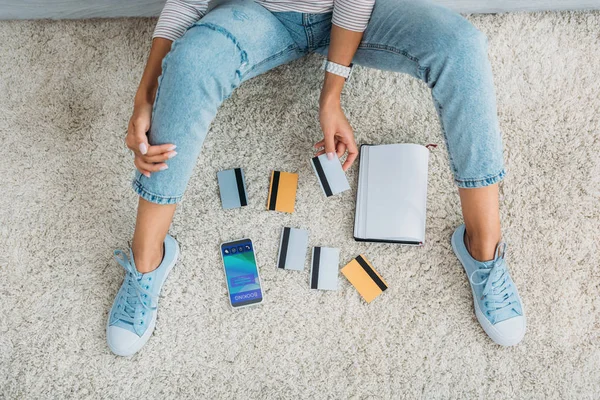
[267,171,298,213]
[341,255,388,303]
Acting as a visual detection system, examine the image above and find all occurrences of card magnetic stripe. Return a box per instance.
[268,171,280,211]
[278,227,291,269]
[234,168,247,207]
[355,255,387,291]
[311,157,333,197]
[311,246,321,289]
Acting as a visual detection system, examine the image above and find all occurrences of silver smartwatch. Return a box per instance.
[321,59,354,82]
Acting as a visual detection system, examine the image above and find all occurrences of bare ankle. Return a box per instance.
[132,243,163,274]
[465,231,500,262]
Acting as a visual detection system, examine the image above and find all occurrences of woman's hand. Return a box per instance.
[125,102,177,178]
[124,38,175,178]
[314,23,363,172]
[315,97,358,171]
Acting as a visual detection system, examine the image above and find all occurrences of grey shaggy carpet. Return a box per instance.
[1,10,599,400]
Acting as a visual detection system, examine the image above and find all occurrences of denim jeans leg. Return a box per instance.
[132,0,303,204]
[318,0,505,188]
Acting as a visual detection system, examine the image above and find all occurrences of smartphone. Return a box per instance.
[220,238,264,308]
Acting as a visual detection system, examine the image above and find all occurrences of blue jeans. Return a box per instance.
[133,0,505,204]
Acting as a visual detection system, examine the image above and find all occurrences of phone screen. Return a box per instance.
[221,239,263,307]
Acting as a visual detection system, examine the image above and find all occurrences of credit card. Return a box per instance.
[310,154,350,197]
[217,168,248,209]
[341,254,388,303]
[277,227,309,271]
[267,171,298,213]
[310,247,340,290]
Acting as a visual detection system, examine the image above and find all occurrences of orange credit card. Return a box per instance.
[267,171,298,213]
[341,255,388,303]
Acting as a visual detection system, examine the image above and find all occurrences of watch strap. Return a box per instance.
[322,60,353,81]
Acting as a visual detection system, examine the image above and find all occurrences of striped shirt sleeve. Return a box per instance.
[153,0,209,41]
[331,0,376,32]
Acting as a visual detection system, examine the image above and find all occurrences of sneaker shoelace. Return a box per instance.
[112,250,157,325]
[468,243,519,324]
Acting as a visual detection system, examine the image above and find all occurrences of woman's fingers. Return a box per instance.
[133,157,152,178]
[340,136,358,171]
[125,119,149,156]
[316,138,340,157]
[132,114,152,155]
[342,150,358,171]
[316,137,348,159]
[314,128,357,170]
[145,143,177,156]
[134,157,151,176]
[126,105,175,177]
[135,156,168,173]
[142,151,177,163]
[125,124,140,154]
[125,122,176,158]
[324,131,337,160]
[125,131,150,157]
[131,142,175,179]
[336,141,347,158]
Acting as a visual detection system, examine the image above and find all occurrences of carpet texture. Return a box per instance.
[1,10,599,399]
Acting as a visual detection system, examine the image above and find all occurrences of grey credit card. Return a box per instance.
[217,168,248,209]
[277,227,309,271]
[310,154,350,197]
[310,246,340,290]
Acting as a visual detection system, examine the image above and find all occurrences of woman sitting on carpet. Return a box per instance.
[106,0,526,356]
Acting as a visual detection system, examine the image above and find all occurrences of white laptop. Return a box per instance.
[353,144,429,245]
